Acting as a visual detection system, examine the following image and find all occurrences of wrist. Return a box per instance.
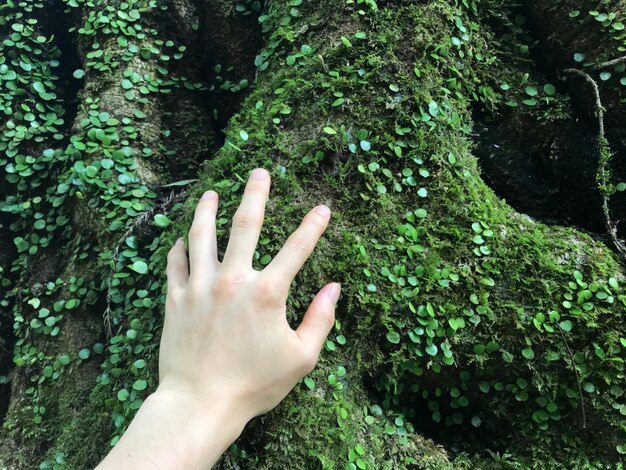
[97,383,251,469]
[152,378,257,425]
[143,385,250,467]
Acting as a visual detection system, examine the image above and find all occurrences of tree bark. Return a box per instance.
[1,0,625,468]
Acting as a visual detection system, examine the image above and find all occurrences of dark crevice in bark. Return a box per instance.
[472,2,626,244]
[198,1,264,131]
[0,0,84,429]
[473,111,608,233]
[0,301,14,426]
[0,229,17,426]
[45,0,83,130]
[0,300,12,427]
[522,0,625,144]
[363,369,516,460]
[0,234,76,430]
[157,0,221,180]
[158,90,218,181]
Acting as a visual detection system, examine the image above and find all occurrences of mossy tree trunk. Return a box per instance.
[1,0,625,469]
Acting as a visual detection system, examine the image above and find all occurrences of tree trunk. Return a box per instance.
[1,0,625,468]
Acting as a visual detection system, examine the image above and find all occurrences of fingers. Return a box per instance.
[187,190,220,282]
[222,168,271,268]
[264,205,331,284]
[166,238,189,291]
[295,283,341,369]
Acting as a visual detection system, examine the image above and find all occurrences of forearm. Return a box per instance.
[96,387,248,470]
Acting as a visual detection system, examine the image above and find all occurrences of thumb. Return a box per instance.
[296,282,341,362]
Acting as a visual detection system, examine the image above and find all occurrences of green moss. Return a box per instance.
[1,0,625,468]
[192,0,626,465]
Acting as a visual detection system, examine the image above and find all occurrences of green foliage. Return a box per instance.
[0,0,208,466]
[568,6,626,92]
[195,0,626,466]
[1,0,625,468]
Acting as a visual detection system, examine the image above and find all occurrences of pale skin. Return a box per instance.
[96,167,340,469]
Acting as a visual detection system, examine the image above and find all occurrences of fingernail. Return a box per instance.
[176,237,184,245]
[250,168,268,180]
[201,190,217,201]
[327,283,341,303]
[316,205,331,217]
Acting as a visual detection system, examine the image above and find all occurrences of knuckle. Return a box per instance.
[288,232,312,255]
[188,224,206,242]
[308,210,328,228]
[254,277,284,305]
[211,272,246,297]
[232,211,262,230]
[184,283,204,304]
[166,287,183,307]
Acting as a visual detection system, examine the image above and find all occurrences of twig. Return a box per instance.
[103,189,187,339]
[563,68,626,259]
[563,68,604,138]
[103,278,113,341]
[557,324,586,429]
[593,55,626,70]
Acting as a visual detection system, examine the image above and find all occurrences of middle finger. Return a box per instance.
[222,168,271,268]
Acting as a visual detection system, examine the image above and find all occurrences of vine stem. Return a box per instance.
[563,68,604,138]
[103,189,187,339]
[593,55,626,70]
[563,68,626,259]
[557,324,586,429]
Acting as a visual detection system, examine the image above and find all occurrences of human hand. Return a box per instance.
[157,167,341,423]
[96,169,340,469]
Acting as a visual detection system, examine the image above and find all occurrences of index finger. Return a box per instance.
[263,205,331,283]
